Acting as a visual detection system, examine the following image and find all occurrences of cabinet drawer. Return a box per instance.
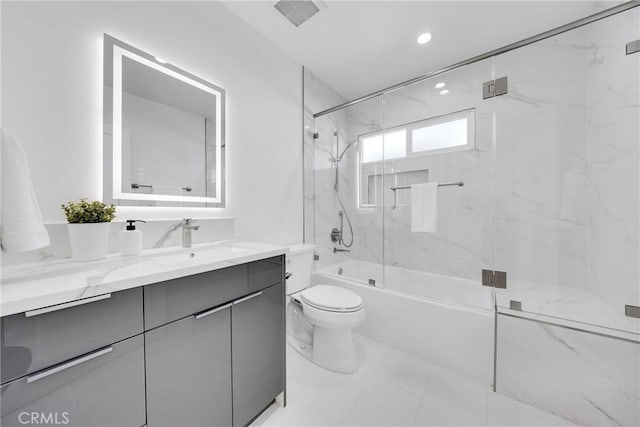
[1,287,143,384]
[248,256,283,291]
[144,264,248,330]
[1,335,145,427]
[144,256,284,330]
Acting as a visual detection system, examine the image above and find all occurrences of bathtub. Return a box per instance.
[312,260,495,386]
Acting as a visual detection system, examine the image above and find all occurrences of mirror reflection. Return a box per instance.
[103,34,225,207]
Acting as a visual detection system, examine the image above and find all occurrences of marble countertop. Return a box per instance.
[1,240,288,317]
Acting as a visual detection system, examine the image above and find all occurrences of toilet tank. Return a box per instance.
[285,244,315,295]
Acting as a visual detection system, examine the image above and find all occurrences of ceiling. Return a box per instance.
[222,1,620,100]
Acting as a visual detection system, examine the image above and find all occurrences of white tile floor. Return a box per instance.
[252,334,575,427]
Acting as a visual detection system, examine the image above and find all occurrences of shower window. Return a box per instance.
[411,108,475,154]
[357,108,475,208]
[361,129,407,163]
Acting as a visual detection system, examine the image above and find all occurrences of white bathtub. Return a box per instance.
[312,260,495,386]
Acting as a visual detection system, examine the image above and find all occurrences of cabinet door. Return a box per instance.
[145,304,232,427]
[232,283,285,427]
[1,335,145,427]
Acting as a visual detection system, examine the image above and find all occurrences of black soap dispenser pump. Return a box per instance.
[120,220,146,256]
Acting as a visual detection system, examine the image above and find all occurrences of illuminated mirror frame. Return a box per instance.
[103,34,225,207]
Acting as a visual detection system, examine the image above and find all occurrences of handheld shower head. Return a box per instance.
[337,140,358,162]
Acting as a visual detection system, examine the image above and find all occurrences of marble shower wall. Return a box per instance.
[304,69,343,250]
[586,8,640,315]
[496,314,640,427]
[303,69,348,269]
[493,27,590,291]
[495,10,640,426]
[379,58,495,280]
[311,95,384,270]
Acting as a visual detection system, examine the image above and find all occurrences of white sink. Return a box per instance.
[148,242,251,268]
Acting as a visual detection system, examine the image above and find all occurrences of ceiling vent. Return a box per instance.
[274,0,320,27]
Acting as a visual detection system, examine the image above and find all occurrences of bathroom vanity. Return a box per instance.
[0,241,287,427]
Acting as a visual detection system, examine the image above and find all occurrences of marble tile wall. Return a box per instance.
[586,8,640,316]
[303,69,347,269]
[493,26,590,292]
[305,7,639,321]
[378,58,495,281]
[496,314,640,426]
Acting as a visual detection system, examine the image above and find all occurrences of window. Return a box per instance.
[412,117,469,153]
[361,129,407,163]
[357,109,475,208]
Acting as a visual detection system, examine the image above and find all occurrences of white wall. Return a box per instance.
[1,1,303,245]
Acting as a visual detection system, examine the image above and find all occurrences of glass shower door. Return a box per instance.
[379,58,497,386]
[380,57,496,313]
[493,8,640,426]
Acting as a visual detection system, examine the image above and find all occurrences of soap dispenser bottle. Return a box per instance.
[120,220,146,256]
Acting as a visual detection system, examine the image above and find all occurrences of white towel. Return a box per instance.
[1,129,50,252]
[411,182,438,233]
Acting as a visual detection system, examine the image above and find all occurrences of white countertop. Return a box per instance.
[1,240,288,317]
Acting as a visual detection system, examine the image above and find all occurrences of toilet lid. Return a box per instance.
[300,285,363,313]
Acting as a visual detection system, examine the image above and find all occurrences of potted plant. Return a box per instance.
[61,199,116,261]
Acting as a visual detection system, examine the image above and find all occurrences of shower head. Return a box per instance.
[336,140,358,162]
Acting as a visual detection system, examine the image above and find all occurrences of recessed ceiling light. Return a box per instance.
[435,82,446,89]
[417,33,432,45]
[440,89,449,95]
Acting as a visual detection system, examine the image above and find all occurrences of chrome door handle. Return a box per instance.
[25,294,112,318]
[233,291,262,305]
[194,303,232,320]
[285,272,292,280]
[26,346,113,383]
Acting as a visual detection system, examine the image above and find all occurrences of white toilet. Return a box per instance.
[286,244,365,373]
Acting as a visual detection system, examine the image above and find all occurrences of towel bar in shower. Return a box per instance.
[390,181,464,209]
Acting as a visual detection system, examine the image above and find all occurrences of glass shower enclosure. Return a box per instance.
[304,4,639,426]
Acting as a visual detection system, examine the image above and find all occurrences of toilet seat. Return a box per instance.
[300,284,363,313]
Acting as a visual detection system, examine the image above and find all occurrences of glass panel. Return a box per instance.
[310,96,385,285]
[381,57,496,312]
[494,7,639,337]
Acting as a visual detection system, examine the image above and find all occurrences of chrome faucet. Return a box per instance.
[182,219,200,248]
[333,248,350,253]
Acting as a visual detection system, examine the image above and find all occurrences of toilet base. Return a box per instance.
[312,326,359,373]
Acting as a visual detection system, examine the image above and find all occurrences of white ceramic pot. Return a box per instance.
[67,222,111,261]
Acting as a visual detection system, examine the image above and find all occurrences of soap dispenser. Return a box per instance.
[120,220,146,256]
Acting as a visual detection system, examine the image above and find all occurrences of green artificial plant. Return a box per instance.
[61,199,117,224]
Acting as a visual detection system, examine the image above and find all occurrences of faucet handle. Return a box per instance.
[182,218,200,230]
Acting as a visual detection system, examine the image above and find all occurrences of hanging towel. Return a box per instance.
[411,182,438,233]
[1,129,50,252]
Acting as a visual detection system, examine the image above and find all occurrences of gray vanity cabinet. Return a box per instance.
[0,254,285,427]
[1,287,143,384]
[145,304,233,427]
[0,335,146,427]
[232,282,285,427]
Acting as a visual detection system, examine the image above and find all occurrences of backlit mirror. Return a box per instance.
[103,34,225,207]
